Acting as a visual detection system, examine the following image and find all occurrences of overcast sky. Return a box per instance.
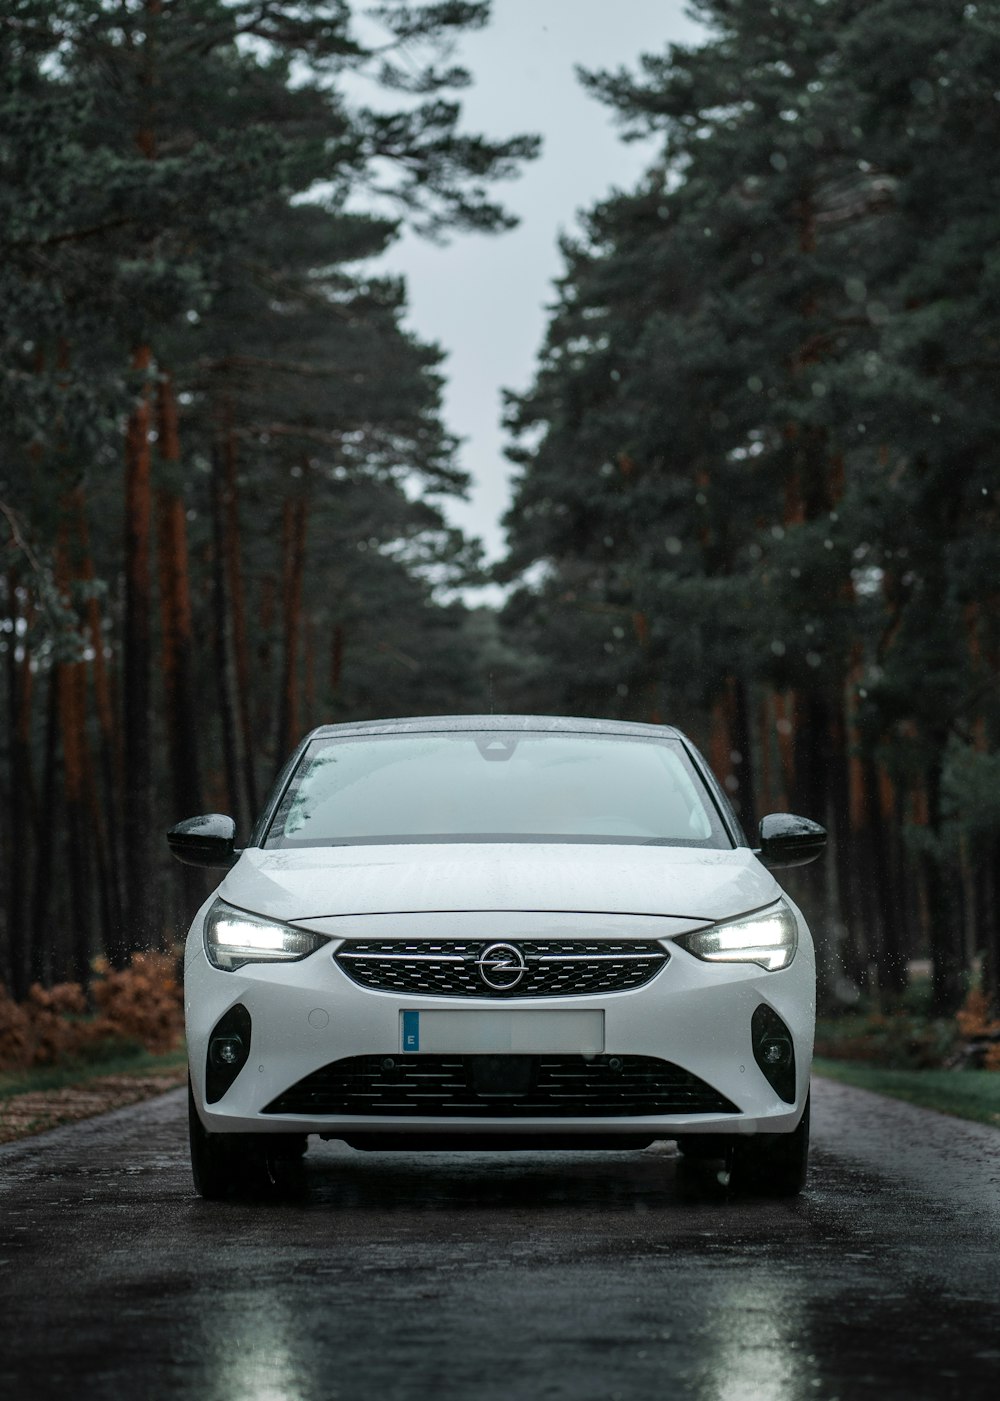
[383,0,705,565]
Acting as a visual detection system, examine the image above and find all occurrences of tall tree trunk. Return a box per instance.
[330,623,345,699]
[304,611,318,730]
[157,489,202,810]
[222,423,258,817]
[55,501,96,986]
[925,756,964,1015]
[773,690,796,810]
[73,489,125,965]
[58,657,93,986]
[787,691,850,1009]
[980,839,1000,1011]
[121,343,157,960]
[868,761,908,995]
[729,674,756,829]
[255,572,277,740]
[756,690,777,816]
[156,373,207,923]
[829,699,866,987]
[276,490,308,762]
[30,670,61,986]
[709,677,755,829]
[5,569,35,998]
[156,375,202,820]
[210,443,244,830]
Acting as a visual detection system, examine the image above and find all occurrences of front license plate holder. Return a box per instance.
[400,1009,604,1055]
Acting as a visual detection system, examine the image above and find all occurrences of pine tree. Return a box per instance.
[502,0,1000,1011]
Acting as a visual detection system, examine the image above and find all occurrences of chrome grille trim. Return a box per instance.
[334,939,668,998]
[534,953,657,962]
[338,953,466,962]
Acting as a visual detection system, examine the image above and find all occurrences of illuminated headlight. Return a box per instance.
[676,900,798,972]
[204,898,329,972]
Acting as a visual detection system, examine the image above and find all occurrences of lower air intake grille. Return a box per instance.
[263,1055,739,1118]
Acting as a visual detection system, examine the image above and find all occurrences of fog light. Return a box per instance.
[751,1004,796,1103]
[761,1038,792,1067]
[205,1004,252,1103]
[211,1037,244,1068]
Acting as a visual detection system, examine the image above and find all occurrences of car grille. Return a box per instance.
[334,939,668,998]
[262,1055,739,1118]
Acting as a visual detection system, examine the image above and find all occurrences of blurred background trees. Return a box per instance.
[0,0,536,990]
[3,0,999,1021]
[500,0,1000,1013]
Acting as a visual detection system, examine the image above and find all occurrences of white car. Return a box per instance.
[170,715,825,1200]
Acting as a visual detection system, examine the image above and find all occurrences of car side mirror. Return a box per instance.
[756,812,826,869]
[167,813,239,869]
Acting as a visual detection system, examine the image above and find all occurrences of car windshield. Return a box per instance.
[264,730,732,849]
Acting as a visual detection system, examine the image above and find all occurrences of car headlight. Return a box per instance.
[204,898,329,972]
[676,900,798,972]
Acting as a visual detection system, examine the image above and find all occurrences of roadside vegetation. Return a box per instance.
[0,952,186,1141]
[0,1045,185,1105]
[813,1061,1000,1130]
[812,978,1000,1126]
[0,952,183,1073]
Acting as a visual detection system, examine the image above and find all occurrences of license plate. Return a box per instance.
[400,1009,604,1054]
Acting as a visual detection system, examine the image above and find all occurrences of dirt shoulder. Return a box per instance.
[0,1066,187,1144]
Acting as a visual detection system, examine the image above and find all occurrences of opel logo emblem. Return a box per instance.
[477,942,527,991]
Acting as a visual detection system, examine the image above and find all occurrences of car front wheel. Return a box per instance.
[188,1078,305,1200]
[729,1093,810,1197]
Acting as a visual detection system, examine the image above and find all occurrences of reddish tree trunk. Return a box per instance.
[155,374,202,821]
[222,425,258,817]
[58,657,94,986]
[56,503,97,985]
[5,568,36,997]
[331,623,345,696]
[121,343,157,961]
[255,572,277,741]
[210,443,244,831]
[30,669,61,985]
[72,489,125,964]
[276,492,308,761]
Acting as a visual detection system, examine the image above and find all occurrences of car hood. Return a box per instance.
[220,844,780,926]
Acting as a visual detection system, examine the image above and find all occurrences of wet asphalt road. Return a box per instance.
[1,1078,998,1401]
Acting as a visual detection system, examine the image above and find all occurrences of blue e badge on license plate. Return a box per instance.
[402,1010,420,1052]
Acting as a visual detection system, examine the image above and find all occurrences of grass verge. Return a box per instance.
[813,1057,1000,1129]
[0,1047,188,1141]
[0,1046,187,1102]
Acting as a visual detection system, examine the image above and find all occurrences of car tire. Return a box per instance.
[729,1093,810,1197]
[188,1078,306,1200]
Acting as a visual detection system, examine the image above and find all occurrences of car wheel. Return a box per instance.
[729,1093,810,1197]
[188,1079,306,1200]
[188,1078,251,1199]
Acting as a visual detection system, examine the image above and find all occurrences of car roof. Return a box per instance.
[306,714,687,741]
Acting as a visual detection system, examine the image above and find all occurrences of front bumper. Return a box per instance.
[185,908,815,1140]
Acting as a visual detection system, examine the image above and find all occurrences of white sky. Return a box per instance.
[384,0,705,564]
